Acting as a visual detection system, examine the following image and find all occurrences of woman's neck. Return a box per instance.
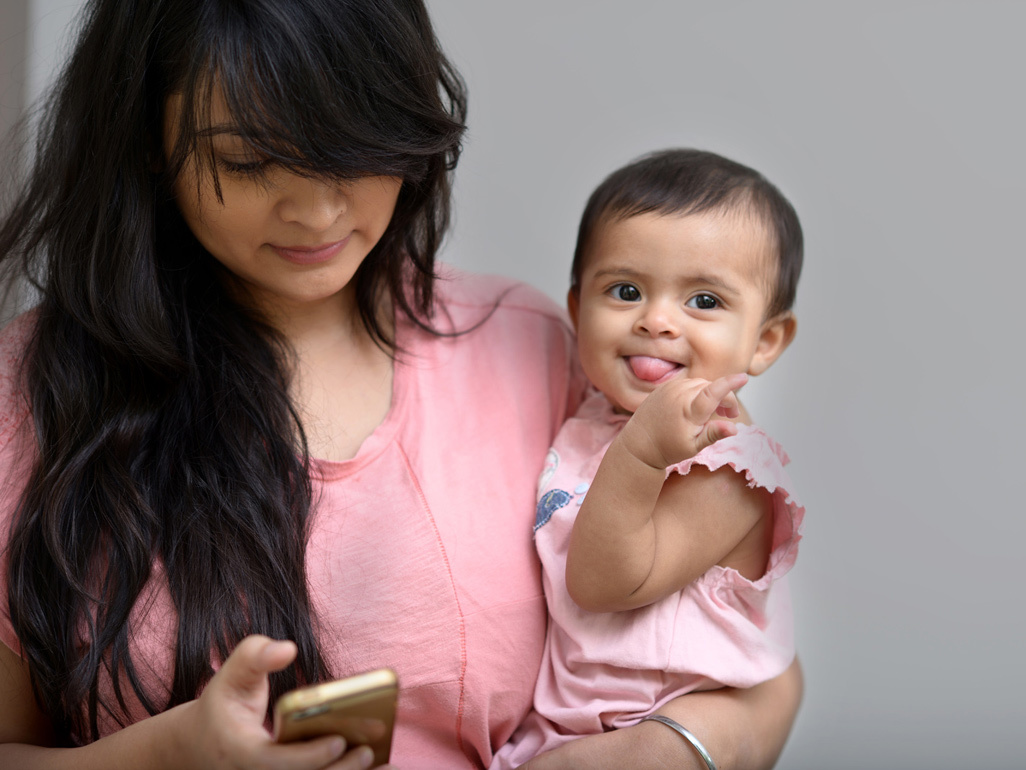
[282,289,396,463]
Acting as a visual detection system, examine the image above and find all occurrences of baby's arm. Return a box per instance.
[566,372,771,612]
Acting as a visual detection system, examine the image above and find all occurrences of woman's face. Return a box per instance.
[164,90,402,320]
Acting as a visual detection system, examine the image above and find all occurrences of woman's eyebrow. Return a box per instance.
[197,125,243,138]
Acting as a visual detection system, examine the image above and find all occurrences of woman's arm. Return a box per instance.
[0,637,184,770]
[0,636,382,770]
[521,657,803,769]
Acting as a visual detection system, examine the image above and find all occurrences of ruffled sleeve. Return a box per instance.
[653,425,803,687]
[667,424,804,584]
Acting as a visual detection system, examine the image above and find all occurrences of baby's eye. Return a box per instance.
[686,293,719,310]
[610,283,641,302]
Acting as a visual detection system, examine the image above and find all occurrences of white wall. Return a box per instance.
[24,0,84,108]
[1,0,83,319]
[427,2,1025,769]
[0,0,28,136]
[10,2,1025,768]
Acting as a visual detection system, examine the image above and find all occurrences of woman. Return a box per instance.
[0,0,801,767]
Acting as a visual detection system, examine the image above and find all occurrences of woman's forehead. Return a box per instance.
[166,81,236,133]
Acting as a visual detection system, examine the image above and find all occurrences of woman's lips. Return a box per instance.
[271,235,351,265]
[627,355,682,383]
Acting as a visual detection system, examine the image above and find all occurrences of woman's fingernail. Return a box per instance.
[358,745,375,768]
[329,737,346,757]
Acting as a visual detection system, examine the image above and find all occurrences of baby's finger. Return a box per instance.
[715,392,740,419]
[702,419,740,449]
[692,373,747,420]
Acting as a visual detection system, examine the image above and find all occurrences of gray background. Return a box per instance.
[6,2,1025,768]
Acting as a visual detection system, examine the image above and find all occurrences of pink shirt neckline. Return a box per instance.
[307,345,408,482]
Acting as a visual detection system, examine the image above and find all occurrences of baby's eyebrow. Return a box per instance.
[591,267,644,281]
[686,274,738,295]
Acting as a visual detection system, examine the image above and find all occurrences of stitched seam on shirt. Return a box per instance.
[396,443,472,767]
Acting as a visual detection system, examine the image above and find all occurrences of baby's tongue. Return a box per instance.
[627,356,679,382]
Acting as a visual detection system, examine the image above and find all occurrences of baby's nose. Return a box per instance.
[635,302,681,337]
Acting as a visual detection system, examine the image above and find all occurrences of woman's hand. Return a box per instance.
[518,720,708,770]
[0,635,394,770]
[173,634,391,770]
[520,658,803,770]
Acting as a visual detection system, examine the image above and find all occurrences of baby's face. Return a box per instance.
[569,210,782,414]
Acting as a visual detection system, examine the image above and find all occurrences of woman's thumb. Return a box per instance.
[218,635,298,697]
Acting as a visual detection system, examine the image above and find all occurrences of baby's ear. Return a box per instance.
[748,312,797,376]
[566,288,580,331]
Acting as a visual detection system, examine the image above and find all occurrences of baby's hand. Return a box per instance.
[620,372,748,470]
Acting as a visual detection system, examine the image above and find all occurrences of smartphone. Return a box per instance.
[273,668,398,765]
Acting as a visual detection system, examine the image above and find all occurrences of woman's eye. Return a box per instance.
[686,293,719,310]
[216,157,270,176]
[611,284,641,302]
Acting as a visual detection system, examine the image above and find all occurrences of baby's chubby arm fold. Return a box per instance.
[566,372,769,612]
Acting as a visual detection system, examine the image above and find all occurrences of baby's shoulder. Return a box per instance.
[720,424,791,467]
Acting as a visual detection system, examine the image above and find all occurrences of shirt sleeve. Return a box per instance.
[0,312,37,655]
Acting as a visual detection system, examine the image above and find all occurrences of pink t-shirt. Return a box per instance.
[494,390,804,768]
[0,269,587,769]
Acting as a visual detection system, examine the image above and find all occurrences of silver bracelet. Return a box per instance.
[641,714,718,770]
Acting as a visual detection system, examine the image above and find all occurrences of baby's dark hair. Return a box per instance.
[571,148,803,318]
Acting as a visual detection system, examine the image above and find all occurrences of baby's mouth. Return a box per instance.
[626,356,682,383]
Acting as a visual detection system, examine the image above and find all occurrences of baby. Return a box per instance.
[494,148,805,769]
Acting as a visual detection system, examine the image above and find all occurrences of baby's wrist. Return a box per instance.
[616,421,671,473]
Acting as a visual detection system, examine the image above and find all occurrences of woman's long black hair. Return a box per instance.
[0,0,466,743]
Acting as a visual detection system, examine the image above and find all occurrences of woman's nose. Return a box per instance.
[276,174,347,230]
[634,300,681,338]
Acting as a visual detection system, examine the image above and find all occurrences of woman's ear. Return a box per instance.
[748,311,797,376]
[147,130,165,173]
[566,287,580,331]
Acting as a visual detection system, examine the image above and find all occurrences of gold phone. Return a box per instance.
[273,668,398,765]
